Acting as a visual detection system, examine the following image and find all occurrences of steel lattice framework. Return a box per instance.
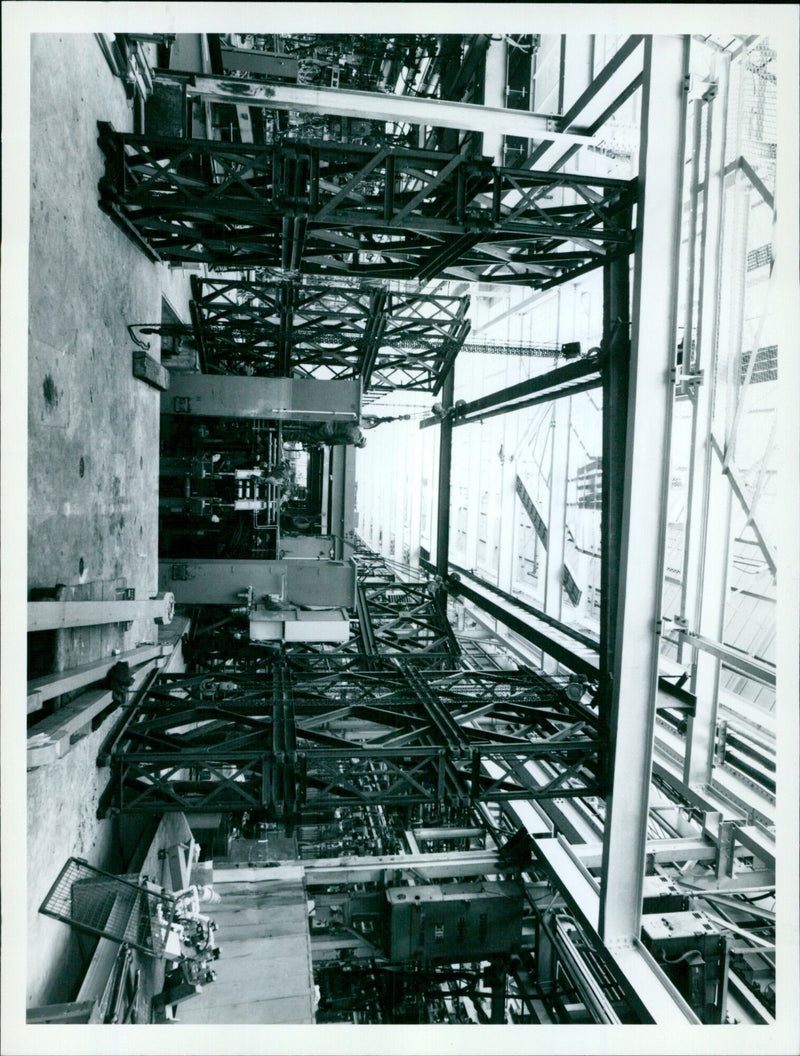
[98,539,607,820]
[97,661,605,819]
[186,276,470,393]
[97,125,637,288]
[356,581,461,665]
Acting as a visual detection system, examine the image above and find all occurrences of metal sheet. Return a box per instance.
[161,375,360,423]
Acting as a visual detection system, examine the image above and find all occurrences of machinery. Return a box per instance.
[642,911,730,1024]
[158,374,360,623]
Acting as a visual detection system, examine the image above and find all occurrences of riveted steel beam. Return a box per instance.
[179,73,598,145]
[98,124,636,287]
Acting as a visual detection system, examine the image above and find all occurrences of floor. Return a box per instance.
[26,33,195,1009]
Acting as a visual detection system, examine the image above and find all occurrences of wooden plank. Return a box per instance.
[163,839,196,891]
[214,883,302,902]
[211,920,308,942]
[76,938,125,1004]
[132,350,170,391]
[208,938,310,967]
[235,105,254,144]
[181,994,314,1024]
[27,662,154,767]
[199,969,312,1003]
[28,643,167,713]
[27,1000,101,1024]
[215,901,308,920]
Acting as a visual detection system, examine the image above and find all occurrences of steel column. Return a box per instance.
[679,56,732,788]
[599,242,631,685]
[544,399,571,625]
[598,36,690,945]
[435,370,455,578]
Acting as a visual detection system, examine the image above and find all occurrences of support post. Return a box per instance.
[679,56,732,788]
[435,370,455,578]
[544,399,571,622]
[496,412,520,594]
[599,221,632,685]
[598,36,689,945]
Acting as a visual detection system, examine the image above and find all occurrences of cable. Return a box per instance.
[661,948,704,965]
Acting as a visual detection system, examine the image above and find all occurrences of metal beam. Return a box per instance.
[534,836,700,1024]
[299,849,508,886]
[419,355,602,429]
[178,72,599,145]
[98,124,636,286]
[525,36,645,171]
[448,561,599,654]
[574,836,725,869]
[435,370,454,577]
[29,594,174,631]
[598,36,690,945]
[654,723,775,834]
[710,433,777,579]
[677,629,776,689]
[681,56,732,787]
[161,374,360,423]
[451,574,600,679]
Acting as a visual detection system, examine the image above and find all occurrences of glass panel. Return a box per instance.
[561,389,603,638]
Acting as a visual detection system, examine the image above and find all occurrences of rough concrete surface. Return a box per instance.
[26,34,195,1009]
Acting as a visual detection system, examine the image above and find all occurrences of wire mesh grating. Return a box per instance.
[39,857,176,956]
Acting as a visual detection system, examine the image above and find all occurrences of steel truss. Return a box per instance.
[184,276,469,393]
[356,580,461,665]
[97,125,637,287]
[98,661,605,819]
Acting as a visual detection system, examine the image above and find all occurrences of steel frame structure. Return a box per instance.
[181,276,470,393]
[99,533,607,819]
[88,31,783,1024]
[97,124,636,287]
[97,659,606,819]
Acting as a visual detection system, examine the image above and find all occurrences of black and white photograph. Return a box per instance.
[2,4,798,1054]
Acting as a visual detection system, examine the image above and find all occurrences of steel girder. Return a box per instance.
[187,276,470,393]
[356,580,461,665]
[97,661,606,818]
[97,125,637,287]
[351,544,398,585]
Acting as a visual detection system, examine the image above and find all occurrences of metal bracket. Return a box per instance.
[714,720,729,766]
[716,819,737,879]
[671,367,704,394]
